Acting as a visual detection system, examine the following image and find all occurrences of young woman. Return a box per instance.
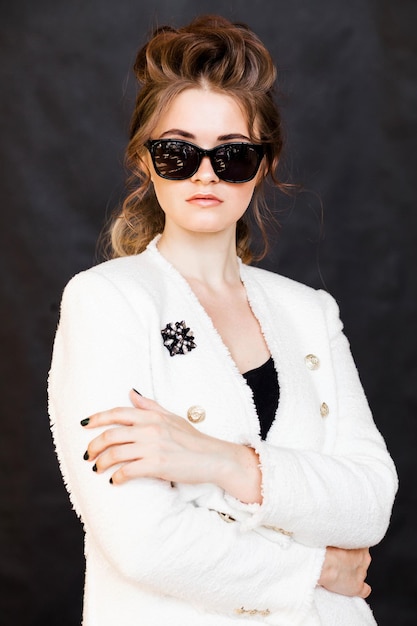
[48,15,397,625]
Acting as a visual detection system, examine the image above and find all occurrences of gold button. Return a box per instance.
[187,405,206,423]
[266,525,294,537]
[305,354,320,370]
[320,402,329,417]
[217,511,236,523]
[234,607,270,617]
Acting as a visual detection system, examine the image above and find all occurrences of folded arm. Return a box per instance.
[49,270,326,617]
[225,290,398,549]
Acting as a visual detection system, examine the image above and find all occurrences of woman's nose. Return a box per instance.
[191,156,220,183]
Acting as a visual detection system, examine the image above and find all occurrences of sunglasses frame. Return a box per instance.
[145,139,265,183]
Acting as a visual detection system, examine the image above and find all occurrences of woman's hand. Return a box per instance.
[318,546,372,598]
[82,390,262,503]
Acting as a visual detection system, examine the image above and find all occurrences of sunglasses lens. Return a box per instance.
[151,141,199,180]
[213,144,261,182]
[148,140,263,183]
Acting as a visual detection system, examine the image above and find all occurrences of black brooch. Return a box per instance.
[161,321,197,357]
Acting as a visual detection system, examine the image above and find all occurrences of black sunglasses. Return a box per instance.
[145,139,264,183]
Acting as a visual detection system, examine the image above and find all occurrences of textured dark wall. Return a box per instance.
[1,1,416,624]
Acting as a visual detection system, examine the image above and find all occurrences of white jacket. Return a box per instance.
[48,237,397,625]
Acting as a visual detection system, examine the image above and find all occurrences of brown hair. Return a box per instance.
[105,14,288,263]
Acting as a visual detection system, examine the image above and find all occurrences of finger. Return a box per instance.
[130,391,195,433]
[81,406,140,429]
[129,388,165,412]
[110,458,161,485]
[85,426,138,461]
[93,442,144,473]
[361,583,372,599]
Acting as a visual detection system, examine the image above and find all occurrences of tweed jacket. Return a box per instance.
[48,237,397,626]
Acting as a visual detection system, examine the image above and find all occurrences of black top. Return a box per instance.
[242,357,279,440]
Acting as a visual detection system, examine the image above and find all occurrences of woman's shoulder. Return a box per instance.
[64,248,157,291]
[243,263,320,297]
[242,263,340,318]
[57,250,164,327]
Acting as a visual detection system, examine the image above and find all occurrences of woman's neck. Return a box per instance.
[157,229,241,288]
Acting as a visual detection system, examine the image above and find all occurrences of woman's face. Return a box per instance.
[145,88,262,240]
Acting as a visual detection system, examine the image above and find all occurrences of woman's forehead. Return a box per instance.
[152,88,252,141]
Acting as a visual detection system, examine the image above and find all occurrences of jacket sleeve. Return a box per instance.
[48,269,325,619]
[228,289,398,549]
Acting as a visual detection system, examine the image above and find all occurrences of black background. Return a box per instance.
[1,1,416,624]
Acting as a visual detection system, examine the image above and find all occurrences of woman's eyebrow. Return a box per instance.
[158,129,251,142]
[217,133,251,141]
[158,129,194,139]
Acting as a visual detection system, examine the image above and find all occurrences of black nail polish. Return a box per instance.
[92,463,97,472]
[132,388,142,396]
[83,450,89,461]
[80,418,90,426]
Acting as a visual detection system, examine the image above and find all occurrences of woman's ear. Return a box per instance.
[139,149,155,183]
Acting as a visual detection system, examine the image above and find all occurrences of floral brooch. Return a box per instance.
[161,321,197,357]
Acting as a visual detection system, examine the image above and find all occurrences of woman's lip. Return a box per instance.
[186,194,222,205]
